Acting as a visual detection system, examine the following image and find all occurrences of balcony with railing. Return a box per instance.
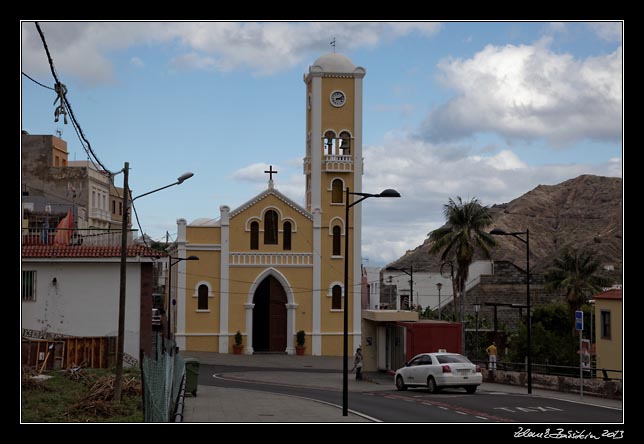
[89,207,112,222]
[323,154,353,172]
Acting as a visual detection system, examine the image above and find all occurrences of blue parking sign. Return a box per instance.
[575,310,583,331]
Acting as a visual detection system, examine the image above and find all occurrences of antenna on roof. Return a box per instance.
[330,37,336,53]
[56,128,62,138]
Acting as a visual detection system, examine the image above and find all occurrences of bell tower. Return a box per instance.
[304,53,366,355]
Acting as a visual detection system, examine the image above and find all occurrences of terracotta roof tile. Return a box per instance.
[593,288,622,300]
[22,245,167,259]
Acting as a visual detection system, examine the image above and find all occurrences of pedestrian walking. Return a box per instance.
[352,347,363,380]
[486,341,497,371]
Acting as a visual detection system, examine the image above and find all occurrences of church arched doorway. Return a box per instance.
[252,276,287,352]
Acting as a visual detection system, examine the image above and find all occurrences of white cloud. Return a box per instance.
[587,22,623,42]
[359,134,621,265]
[169,52,217,71]
[130,56,144,68]
[230,162,276,182]
[422,41,622,145]
[21,21,441,83]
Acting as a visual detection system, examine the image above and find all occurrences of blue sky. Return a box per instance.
[21,21,622,266]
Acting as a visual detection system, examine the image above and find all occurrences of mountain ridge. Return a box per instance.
[387,174,623,276]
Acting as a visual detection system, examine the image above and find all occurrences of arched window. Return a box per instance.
[332,225,342,256]
[339,131,351,155]
[250,221,259,250]
[283,221,292,250]
[198,284,208,310]
[331,179,343,203]
[332,285,342,310]
[264,210,278,245]
[324,131,336,155]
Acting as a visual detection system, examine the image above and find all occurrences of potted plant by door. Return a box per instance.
[295,330,306,355]
[233,331,244,354]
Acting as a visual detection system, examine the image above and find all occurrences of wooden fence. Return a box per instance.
[22,336,117,371]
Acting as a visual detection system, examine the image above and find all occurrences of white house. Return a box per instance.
[21,244,164,364]
[381,260,493,313]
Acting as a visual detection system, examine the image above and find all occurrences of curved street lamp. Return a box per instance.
[490,227,531,394]
[343,187,400,416]
[114,163,194,402]
[167,256,200,340]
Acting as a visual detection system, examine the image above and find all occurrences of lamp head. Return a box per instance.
[490,228,508,236]
[378,189,401,198]
[177,172,194,184]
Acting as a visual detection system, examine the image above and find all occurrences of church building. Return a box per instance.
[171,53,366,356]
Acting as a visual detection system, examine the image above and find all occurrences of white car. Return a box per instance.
[394,352,482,394]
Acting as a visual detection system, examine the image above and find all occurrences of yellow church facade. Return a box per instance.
[171,53,366,356]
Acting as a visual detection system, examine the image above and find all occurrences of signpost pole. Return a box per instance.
[575,310,584,399]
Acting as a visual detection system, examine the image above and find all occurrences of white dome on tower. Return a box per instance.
[310,53,356,73]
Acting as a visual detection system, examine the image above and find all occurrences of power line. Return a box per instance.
[33,22,110,174]
[21,71,55,91]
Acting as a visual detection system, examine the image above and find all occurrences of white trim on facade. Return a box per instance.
[245,267,298,355]
[219,206,230,353]
[312,208,322,355]
[328,216,346,235]
[176,218,188,350]
[186,244,221,251]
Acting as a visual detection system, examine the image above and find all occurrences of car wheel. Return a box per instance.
[427,376,439,394]
[396,375,408,391]
[465,385,477,394]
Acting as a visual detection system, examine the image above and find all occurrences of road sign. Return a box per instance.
[575,310,583,331]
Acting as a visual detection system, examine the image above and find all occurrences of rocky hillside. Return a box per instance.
[388,175,623,277]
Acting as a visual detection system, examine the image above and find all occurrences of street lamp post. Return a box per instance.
[113,167,194,402]
[490,227,531,394]
[386,266,413,310]
[343,187,400,416]
[167,256,200,341]
[474,303,481,358]
[436,282,443,320]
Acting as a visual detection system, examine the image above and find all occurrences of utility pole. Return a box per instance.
[114,161,129,402]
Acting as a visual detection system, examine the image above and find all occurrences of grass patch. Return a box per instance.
[21,368,143,423]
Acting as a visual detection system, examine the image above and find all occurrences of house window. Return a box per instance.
[119,202,123,216]
[332,285,342,310]
[600,310,611,340]
[198,284,208,310]
[331,179,343,203]
[332,225,342,256]
[22,271,36,302]
[250,221,259,250]
[264,210,278,245]
[112,200,116,214]
[283,221,292,250]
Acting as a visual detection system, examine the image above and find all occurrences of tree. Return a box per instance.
[508,302,581,367]
[545,247,611,332]
[428,197,496,322]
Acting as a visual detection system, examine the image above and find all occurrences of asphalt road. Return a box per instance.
[197,364,623,424]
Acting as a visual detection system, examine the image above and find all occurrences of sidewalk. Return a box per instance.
[183,385,371,423]
[180,352,622,422]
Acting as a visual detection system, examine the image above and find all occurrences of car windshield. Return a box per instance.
[436,355,471,364]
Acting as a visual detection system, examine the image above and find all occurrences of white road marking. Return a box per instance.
[475,416,489,420]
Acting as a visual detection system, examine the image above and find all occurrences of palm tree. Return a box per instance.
[428,197,497,328]
[545,248,611,333]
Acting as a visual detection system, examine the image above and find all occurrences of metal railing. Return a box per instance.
[473,358,622,381]
[22,227,138,247]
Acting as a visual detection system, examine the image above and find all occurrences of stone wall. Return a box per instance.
[482,369,622,400]
[443,261,564,331]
